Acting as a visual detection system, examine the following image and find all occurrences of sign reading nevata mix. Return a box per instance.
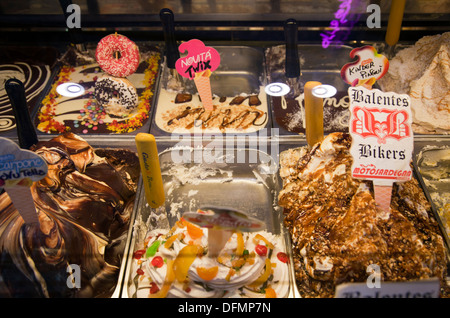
[348,86,413,183]
[175,39,220,80]
[175,39,220,110]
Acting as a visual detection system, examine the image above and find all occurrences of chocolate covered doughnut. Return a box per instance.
[94,75,138,117]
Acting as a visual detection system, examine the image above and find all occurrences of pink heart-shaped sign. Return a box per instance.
[175,39,221,80]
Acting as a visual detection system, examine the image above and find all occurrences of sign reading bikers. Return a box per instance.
[348,86,413,183]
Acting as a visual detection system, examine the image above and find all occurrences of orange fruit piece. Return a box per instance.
[265,287,277,298]
[173,244,201,283]
[235,232,245,256]
[164,234,178,249]
[196,266,219,281]
[186,221,204,240]
[248,258,272,288]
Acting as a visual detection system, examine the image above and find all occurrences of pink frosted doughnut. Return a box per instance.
[95,34,140,77]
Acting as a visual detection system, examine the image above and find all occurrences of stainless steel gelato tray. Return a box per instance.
[266,44,354,72]
[278,134,450,298]
[32,43,162,136]
[0,135,140,298]
[265,44,354,137]
[150,46,272,137]
[121,144,296,298]
[270,70,351,136]
[414,137,450,252]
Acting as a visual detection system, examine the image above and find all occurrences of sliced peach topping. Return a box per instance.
[173,244,202,283]
[196,266,219,281]
[235,232,245,256]
[265,287,277,298]
[186,221,204,240]
[248,258,272,288]
[164,234,179,249]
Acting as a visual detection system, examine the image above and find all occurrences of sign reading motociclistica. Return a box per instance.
[348,86,413,183]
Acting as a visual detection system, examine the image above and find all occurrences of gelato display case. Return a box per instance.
[0,0,449,300]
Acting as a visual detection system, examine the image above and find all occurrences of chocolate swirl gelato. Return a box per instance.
[0,133,140,297]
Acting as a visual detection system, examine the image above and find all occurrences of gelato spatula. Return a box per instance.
[183,206,266,258]
[385,0,406,59]
[160,8,182,87]
[135,133,165,209]
[5,78,38,150]
[2,79,47,225]
[284,19,302,98]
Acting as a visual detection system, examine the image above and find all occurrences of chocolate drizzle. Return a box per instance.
[166,93,266,131]
[166,105,267,131]
[174,93,262,107]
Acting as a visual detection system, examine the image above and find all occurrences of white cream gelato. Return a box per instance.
[129,220,290,298]
[378,32,450,134]
[154,87,269,134]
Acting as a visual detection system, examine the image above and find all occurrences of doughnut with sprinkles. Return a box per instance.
[94,75,138,117]
[95,33,140,77]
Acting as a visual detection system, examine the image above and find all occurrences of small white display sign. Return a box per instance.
[348,86,413,185]
[335,278,441,298]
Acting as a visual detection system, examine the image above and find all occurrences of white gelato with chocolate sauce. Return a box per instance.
[154,88,268,133]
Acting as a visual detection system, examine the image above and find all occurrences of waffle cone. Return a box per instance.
[374,185,392,214]
[194,75,214,110]
[6,185,39,224]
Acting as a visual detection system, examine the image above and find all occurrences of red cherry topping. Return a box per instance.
[255,244,268,256]
[151,256,164,268]
[277,252,289,263]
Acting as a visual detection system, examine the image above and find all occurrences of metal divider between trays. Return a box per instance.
[412,135,450,264]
